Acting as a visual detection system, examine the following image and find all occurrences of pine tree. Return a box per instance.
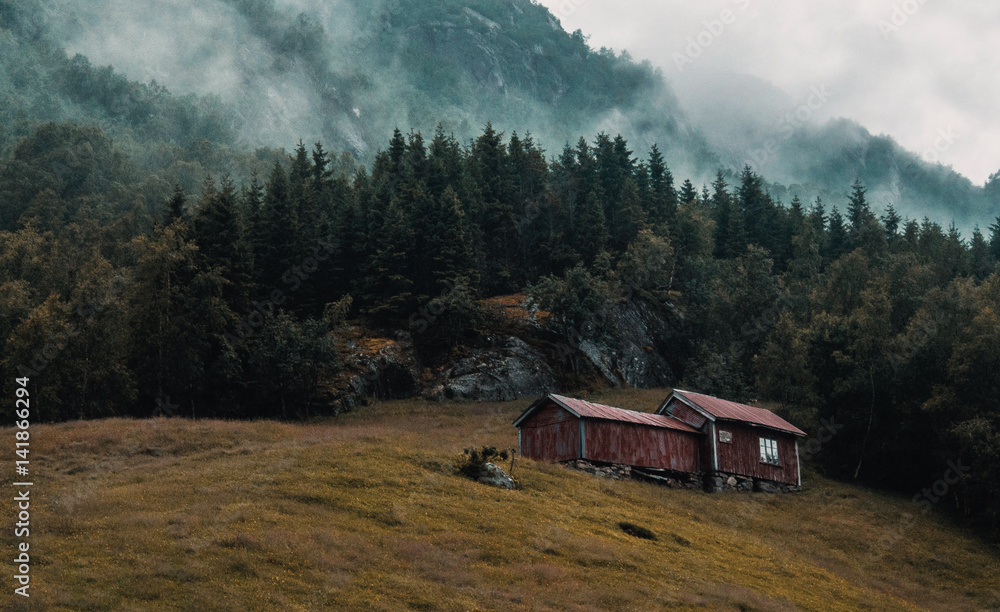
[902,218,920,250]
[881,204,902,247]
[427,124,464,199]
[942,223,969,279]
[344,166,375,296]
[990,215,1000,263]
[471,123,515,294]
[429,186,478,293]
[789,195,806,234]
[827,206,849,261]
[678,178,698,206]
[610,178,646,252]
[361,194,416,320]
[711,171,743,259]
[311,141,329,190]
[969,227,992,280]
[388,128,407,184]
[166,184,186,224]
[243,172,263,221]
[847,178,872,239]
[645,144,677,227]
[192,175,253,314]
[737,166,779,254]
[809,196,827,233]
[290,141,320,251]
[241,172,264,247]
[576,190,608,265]
[126,221,207,414]
[260,160,298,285]
[405,130,428,186]
[289,140,310,182]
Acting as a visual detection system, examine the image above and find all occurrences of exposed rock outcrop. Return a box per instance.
[567,300,677,389]
[324,297,681,410]
[327,332,422,412]
[430,336,556,402]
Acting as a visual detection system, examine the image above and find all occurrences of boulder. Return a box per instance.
[477,462,515,489]
[439,336,556,402]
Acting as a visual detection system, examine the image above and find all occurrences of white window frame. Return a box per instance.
[759,437,780,465]
[718,430,732,443]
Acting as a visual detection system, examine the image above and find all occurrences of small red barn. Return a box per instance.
[655,389,806,487]
[513,394,702,472]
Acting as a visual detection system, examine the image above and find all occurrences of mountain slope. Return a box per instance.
[6,390,999,611]
[677,70,998,229]
[3,0,998,228]
[22,0,711,167]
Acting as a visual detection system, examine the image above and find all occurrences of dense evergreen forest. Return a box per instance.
[1,119,999,537]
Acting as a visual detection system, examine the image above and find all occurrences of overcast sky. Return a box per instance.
[535,0,1000,185]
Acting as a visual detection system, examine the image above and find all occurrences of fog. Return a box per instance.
[40,0,370,151]
[21,0,998,227]
[36,0,703,170]
[538,0,1000,186]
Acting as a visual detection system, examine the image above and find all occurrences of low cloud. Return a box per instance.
[538,0,1000,184]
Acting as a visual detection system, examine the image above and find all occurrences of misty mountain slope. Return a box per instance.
[675,71,997,229]
[768,119,989,227]
[0,1,239,157]
[21,0,712,168]
[2,0,997,228]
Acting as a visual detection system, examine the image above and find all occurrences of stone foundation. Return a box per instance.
[566,461,702,489]
[564,461,801,494]
[567,460,632,481]
[705,471,801,494]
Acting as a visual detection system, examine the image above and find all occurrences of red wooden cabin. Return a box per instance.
[655,389,806,486]
[514,390,806,489]
[513,394,702,472]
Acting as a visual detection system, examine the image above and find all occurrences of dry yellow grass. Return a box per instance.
[481,293,550,324]
[1,388,998,611]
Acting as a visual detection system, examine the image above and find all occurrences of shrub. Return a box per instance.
[456,446,510,481]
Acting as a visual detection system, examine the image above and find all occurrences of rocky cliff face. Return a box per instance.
[428,336,557,402]
[324,297,680,410]
[576,299,677,389]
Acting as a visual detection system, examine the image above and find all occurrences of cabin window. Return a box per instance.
[718,430,732,443]
[759,438,779,465]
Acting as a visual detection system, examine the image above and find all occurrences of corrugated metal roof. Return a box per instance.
[549,395,701,433]
[673,390,806,436]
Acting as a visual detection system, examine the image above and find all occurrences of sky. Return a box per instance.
[535,0,1000,185]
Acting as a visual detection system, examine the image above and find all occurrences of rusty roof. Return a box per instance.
[670,390,806,436]
[532,394,701,433]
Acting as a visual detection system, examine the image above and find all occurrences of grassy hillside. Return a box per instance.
[3,389,999,611]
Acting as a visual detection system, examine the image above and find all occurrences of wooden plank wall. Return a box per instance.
[714,423,799,485]
[519,401,581,463]
[584,420,701,472]
[666,399,708,429]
